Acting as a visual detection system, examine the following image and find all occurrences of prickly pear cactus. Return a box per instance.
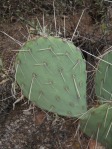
[95,51,112,102]
[80,103,112,149]
[15,36,87,117]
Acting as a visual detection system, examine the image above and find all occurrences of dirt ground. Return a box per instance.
[0,1,112,149]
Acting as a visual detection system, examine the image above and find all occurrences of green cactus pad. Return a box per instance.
[15,36,87,117]
[80,104,112,149]
[95,51,112,102]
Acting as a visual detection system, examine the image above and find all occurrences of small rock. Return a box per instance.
[34,112,46,126]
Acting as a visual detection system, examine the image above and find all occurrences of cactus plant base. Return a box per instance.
[15,36,87,117]
[80,103,112,149]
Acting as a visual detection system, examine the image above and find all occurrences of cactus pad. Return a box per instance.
[95,51,112,102]
[80,104,112,149]
[15,36,87,117]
